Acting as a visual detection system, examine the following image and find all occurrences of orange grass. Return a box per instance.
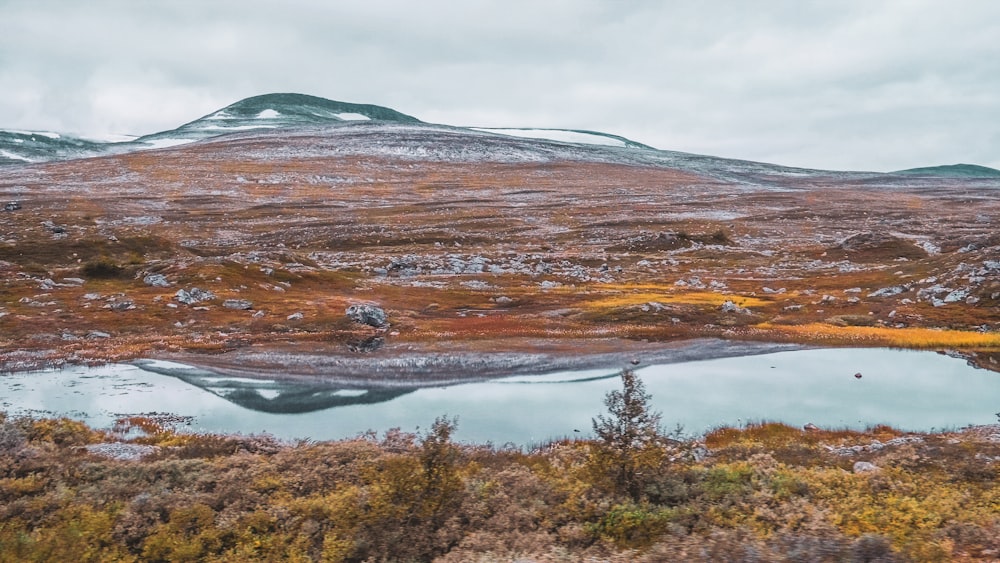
[757,322,1000,349]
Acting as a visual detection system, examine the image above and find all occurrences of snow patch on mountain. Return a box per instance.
[138,138,198,150]
[0,149,33,162]
[200,125,278,132]
[334,112,371,121]
[472,128,629,148]
[256,109,281,119]
[81,133,139,143]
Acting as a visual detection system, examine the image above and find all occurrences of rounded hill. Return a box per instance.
[204,93,423,124]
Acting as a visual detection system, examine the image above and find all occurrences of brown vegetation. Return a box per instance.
[1,409,998,562]
[1,138,999,372]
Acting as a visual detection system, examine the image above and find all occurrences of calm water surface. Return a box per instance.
[1,348,997,445]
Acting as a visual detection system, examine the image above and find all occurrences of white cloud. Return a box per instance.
[0,0,998,171]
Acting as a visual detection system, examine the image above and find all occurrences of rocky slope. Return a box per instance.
[1,94,999,374]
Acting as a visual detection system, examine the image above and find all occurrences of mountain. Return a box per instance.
[892,163,1000,178]
[1,92,837,186]
[131,93,424,149]
[1,93,997,182]
[0,93,658,166]
[0,129,108,166]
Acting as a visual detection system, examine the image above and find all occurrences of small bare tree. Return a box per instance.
[591,369,664,500]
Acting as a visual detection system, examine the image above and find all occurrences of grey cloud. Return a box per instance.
[1,0,998,170]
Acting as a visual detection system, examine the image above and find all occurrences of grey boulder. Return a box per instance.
[346,303,389,328]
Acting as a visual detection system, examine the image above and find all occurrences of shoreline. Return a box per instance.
[137,337,807,388]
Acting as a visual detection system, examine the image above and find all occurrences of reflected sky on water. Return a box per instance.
[1,348,997,446]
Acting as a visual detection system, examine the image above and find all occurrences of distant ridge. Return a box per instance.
[1,93,998,178]
[0,130,106,165]
[892,163,1000,178]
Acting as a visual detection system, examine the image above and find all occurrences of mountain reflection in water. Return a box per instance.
[134,360,416,414]
[135,359,630,414]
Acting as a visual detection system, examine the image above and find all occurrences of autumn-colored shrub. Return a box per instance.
[0,412,998,561]
[22,417,102,446]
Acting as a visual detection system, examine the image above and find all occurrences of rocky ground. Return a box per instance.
[1,123,999,376]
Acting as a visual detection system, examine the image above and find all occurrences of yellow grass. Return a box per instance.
[584,290,769,310]
[757,322,1000,349]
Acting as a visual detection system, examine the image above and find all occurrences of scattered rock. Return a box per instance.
[641,302,668,313]
[493,296,514,305]
[107,300,134,312]
[2,201,21,212]
[460,280,493,290]
[688,445,709,462]
[287,312,304,321]
[143,273,170,287]
[223,299,253,310]
[84,443,159,461]
[87,331,111,339]
[868,285,907,298]
[40,220,65,234]
[853,461,880,473]
[175,287,215,305]
[719,300,751,314]
[827,436,924,456]
[38,278,86,290]
[884,436,925,447]
[943,288,970,303]
[803,423,820,431]
[346,303,388,328]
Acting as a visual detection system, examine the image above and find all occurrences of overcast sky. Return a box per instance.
[2,0,998,171]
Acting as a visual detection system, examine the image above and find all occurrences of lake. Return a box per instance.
[1,347,997,446]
